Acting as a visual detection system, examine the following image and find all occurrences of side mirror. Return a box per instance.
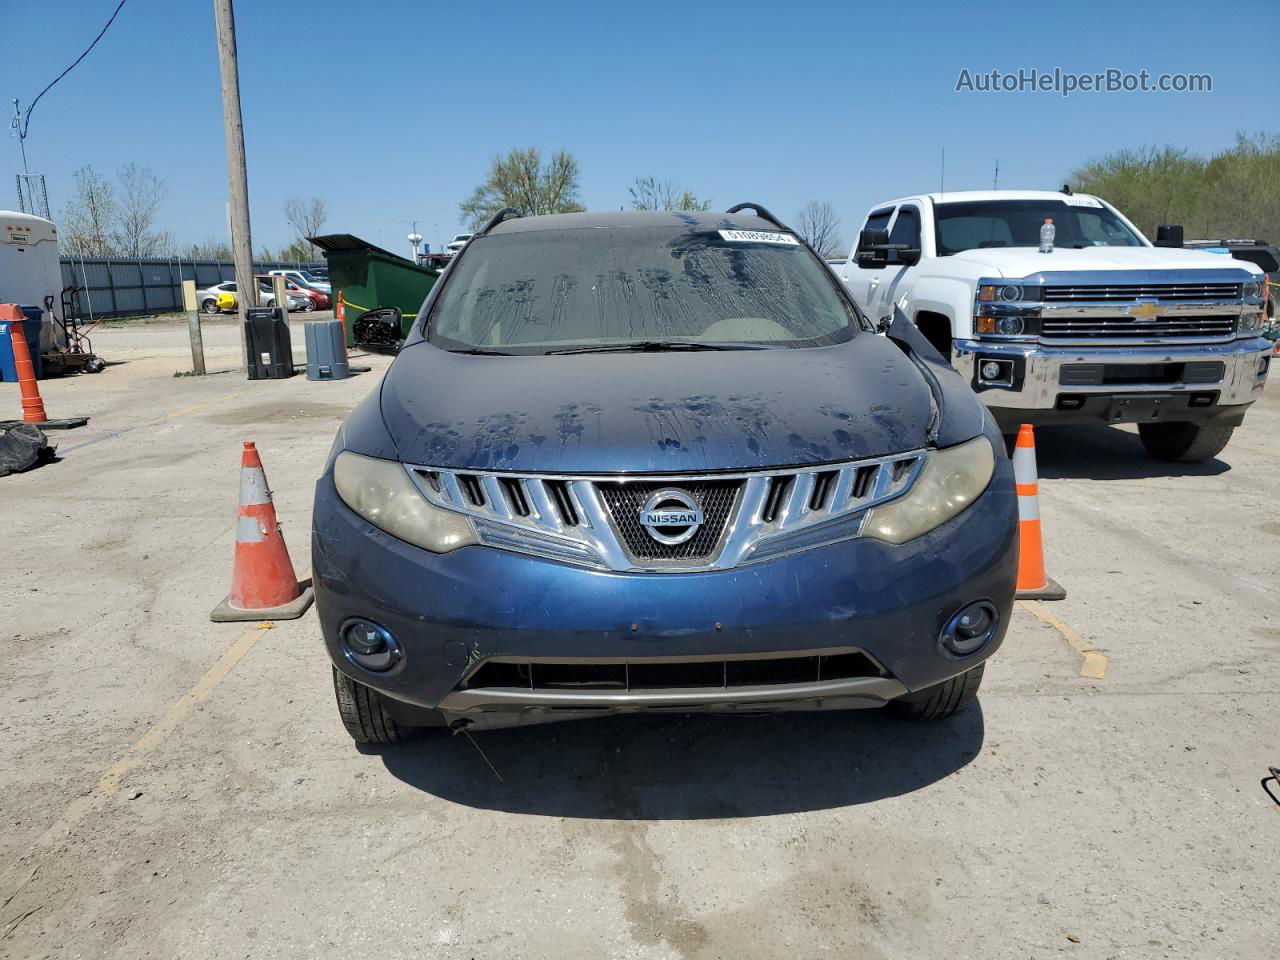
[1155,224,1184,248]
[895,246,922,266]
[352,307,404,352]
[855,228,890,268]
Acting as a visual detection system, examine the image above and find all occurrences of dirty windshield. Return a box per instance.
[934,199,1145,255]
[427,226,856,353]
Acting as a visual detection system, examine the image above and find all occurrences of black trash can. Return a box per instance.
[244,307,294,379]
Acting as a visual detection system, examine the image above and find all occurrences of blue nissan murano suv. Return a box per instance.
[311,206,1018,742]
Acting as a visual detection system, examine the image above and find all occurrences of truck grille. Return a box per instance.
[1040,315,1237,340]
[404,450,925,572]
[595,480,740,561]
[1043,283,1240,302]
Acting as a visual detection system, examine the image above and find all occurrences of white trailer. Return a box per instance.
[0,210,66,353]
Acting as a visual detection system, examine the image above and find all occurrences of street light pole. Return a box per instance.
[212,0,255,371]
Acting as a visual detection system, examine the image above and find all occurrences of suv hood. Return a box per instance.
[378,337,937,474]
[951,245,1262,278]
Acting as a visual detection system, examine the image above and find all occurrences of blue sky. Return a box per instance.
[6,0,1275,255]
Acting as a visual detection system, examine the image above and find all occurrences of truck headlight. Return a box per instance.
[1242,279,1262,298]
[1240,310,1264,332]
[333,451,477,553]
[864,436,996,544]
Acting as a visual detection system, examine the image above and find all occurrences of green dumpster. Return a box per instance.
[309,234,440,348]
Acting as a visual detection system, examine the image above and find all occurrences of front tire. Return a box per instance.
[201,298,219,315]
[1137,421,1234,463]
[332,666,411,744]
[887,663,984,720]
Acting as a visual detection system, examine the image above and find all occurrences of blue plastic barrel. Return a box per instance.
[0,307,43,382]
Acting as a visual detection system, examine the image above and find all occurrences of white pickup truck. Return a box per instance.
[829,190,1272,462]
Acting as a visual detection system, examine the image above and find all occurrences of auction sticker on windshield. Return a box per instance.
[718,230,800,245]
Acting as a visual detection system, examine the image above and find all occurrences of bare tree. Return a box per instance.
[112,163,171,257]
[60,165,119,256]
[460,147,585,229]
[283,196,328,255]
[186,238,234,259]
[794,201,845,258]
[629,176,711,212]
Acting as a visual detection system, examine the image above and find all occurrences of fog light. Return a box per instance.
[340,619,400,671]
[941,601,999,656]
[978,359,1014,386]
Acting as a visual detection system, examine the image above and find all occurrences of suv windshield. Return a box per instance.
[428,226,856,353]
[934,199,1145,255]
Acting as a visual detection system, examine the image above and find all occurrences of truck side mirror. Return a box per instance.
[855,228,890,269]
[1155,224,1184,248]
[895,246,922,266]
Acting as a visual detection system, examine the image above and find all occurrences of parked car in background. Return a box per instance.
[445,233,473,256]
[256,274,331,310]
[313,207,1018,743]
[268,268,331,294]
[198,280,238,314]
[196,279,310,313]
[829,190,1272,462]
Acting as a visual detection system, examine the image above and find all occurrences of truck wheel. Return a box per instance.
[1137,421,1234,463]
[886,663,984,720]
[332,666,420,744]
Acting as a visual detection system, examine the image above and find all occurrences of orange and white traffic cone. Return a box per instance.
[1,303,88,430]
[211,442,314,622]
[1012,424,1066,601]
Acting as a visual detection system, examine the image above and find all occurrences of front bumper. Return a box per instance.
[954,337,1271,429]
[312,455,1017,728]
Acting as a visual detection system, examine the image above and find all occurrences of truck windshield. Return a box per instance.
[934,199,1145,255]
[428,226,856,354]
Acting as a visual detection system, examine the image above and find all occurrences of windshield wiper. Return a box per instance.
[545,340,764,355]
[447,346,515,356]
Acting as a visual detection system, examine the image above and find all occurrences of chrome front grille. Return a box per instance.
[405,451,925,572]
[1041,314,1237,340]
[595,479,740,561]
[1043,283,1241,302]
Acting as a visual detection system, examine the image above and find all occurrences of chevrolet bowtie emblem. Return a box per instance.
[1127,302,1162,321]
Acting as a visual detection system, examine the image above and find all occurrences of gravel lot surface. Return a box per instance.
[2,317,1277,959]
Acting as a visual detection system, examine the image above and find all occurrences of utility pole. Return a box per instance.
[212,0,254,371]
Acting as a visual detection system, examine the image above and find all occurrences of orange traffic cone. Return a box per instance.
[1,303,88,430]
[1013,424,1066,601]
[210,442,314,622]
[335,290,347,346]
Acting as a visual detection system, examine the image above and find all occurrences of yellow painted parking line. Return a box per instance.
[30,623,271,850]
[1018,599,1109,679]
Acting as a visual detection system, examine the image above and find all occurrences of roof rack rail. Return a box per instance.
[478,207,523,236]
[726,202,791,232]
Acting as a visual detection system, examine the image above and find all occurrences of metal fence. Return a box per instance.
[59,256,327,320]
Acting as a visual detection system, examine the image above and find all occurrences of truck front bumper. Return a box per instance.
[953,337,1272,430]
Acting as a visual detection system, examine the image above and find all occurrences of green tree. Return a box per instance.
[459,147,585,229]
[1069,133,1280,241]
[629,176,711,212]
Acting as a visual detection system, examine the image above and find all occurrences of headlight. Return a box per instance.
[863,436,996,544]
[1240,310,1264,332]
[333,451,477,553]
[998,284,1023,302]
[996,316,1025,335]
[1242,279,1262,298]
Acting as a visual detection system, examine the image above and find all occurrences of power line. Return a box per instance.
[15,0,129,140]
